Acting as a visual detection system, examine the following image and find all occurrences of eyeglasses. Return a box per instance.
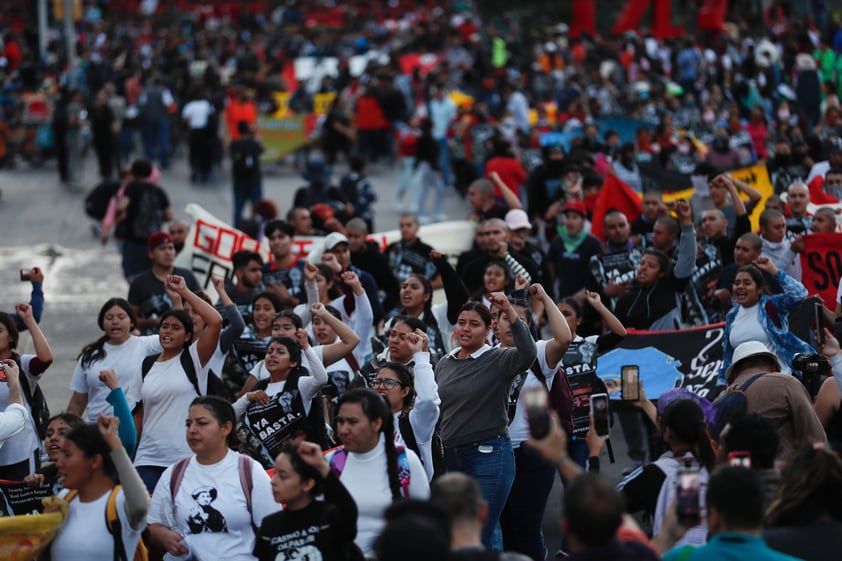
[372,378,402,389]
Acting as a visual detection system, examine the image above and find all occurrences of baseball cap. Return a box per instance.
[324,232,349,251]
[505,209,531,231]
[146,231,174,252]
[563,199,588,217]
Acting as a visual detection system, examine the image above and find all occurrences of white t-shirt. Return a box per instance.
[70,335,162,422]
[148,451,279,561]
[730,303,791,375]
[133,345,209,467]
[509,340,558,448]
[181,99,214,129]
[329,435,429,557]
[51,488,143,561]
[0,355,42,466]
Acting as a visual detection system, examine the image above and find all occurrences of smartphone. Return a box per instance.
[0,364,6,382]
[590,393,610,436]
[728,451,752,468]
[815,301,825,347]
[676,466,702,526]
[19,269,31,282]
[523,386,551,439]
[621,365,640,401]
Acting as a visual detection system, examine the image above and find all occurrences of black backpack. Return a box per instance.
[710,373,766,441]
[11,353,50,441]
[141,349,232,401]
[398,413,446,480]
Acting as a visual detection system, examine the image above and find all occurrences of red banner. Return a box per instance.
[800,233,842,310]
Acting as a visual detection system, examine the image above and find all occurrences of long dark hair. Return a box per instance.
[766,444,842,527]
[64,424,118,483]
[0,312,19,350]
[79,298,137,369]
[337,389,402,501]
[191,395,240,449]
[266,336,305,384]
[399,275,435,325]
[660,399,716,472]
[733,265,770,298]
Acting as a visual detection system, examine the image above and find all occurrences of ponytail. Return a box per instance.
[380,396,403,502]
[79,334,110,370]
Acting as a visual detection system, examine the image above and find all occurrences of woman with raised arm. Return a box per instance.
[435,294,538,549]
[132,274,222,493]
[0,303,53,479]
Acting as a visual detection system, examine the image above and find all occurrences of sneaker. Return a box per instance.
[622,460,644,476]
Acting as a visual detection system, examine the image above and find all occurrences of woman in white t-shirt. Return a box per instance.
[50,415,149,561]
[148,396,278,561]
[67,298,162,423]
[133,275,222,493]
[495,284,572,561]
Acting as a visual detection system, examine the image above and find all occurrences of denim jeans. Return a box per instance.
[412,161,444,218]
[437,137,452,187]
[502,446,556,561]
[397,156,416,205]
[142,119,170,167]
[233,179,263,225]
[137,465,167,495]
[446,434,515,550]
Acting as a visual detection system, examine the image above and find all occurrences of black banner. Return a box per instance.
[0,480,53,516]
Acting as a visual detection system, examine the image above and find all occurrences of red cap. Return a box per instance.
[563,199,588,217]
[146,231,174,251]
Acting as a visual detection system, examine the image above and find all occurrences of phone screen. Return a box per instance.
[590,393,610,436]
[523,387,551,439]
[815,302,825,347]
[621,365,639,401]
[728,451,752,468]
[676,468,701,525]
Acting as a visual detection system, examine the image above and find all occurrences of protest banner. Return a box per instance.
[0,480,52,516]
[174,204,477,299]
[594,299,820,402]
[257,115,319,160]
[800,233,842,310]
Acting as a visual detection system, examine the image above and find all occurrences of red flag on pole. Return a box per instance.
[808,175,840,205]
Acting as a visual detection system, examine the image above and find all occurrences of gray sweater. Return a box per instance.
[435,319,537,447]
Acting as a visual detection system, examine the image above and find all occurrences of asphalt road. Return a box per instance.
[0,148,631,555]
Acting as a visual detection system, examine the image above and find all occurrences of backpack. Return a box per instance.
[64,485,149,561]
[85,179,122,221]
[141,349,231,401]
[169,454,255,531]
[397,413,447,480]
[710,372,766,441]
[132,188,163,241]
[329,445,411,498]
[527,361,574,436]
[12,353,50,441]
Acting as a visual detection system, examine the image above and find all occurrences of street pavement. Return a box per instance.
[0,148,631,553]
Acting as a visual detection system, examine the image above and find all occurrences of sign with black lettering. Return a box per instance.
[800,233,842,309]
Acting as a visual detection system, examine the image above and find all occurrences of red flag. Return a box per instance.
[808,175,839,205]
[590,175,642,242]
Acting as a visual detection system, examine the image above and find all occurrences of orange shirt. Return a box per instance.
[226,100,258,140]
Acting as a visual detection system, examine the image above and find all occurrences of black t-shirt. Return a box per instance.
[127,267,200,334]
[253,472,357,561]
[118,181,170,243]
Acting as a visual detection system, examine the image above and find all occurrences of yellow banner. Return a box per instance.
[661,162,772,230]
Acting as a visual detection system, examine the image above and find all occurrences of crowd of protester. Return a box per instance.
[5,1,842,560]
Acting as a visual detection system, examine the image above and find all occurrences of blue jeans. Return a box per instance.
[142,119,170,167]
[437,137,452,187]
[446,434,515,550]
[233,179,263,225]
[412,162,444,218]
[502,446,556,561]
[137,465,168,495]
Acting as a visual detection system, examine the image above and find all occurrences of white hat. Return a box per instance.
[505,209,531,231]
[725,341,781,382]
[324,232,349,251]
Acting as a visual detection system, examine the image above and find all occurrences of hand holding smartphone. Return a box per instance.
[523,386,551,439]
[621,365,640,401]
[676,466,702,526]
[590,393,610,436]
